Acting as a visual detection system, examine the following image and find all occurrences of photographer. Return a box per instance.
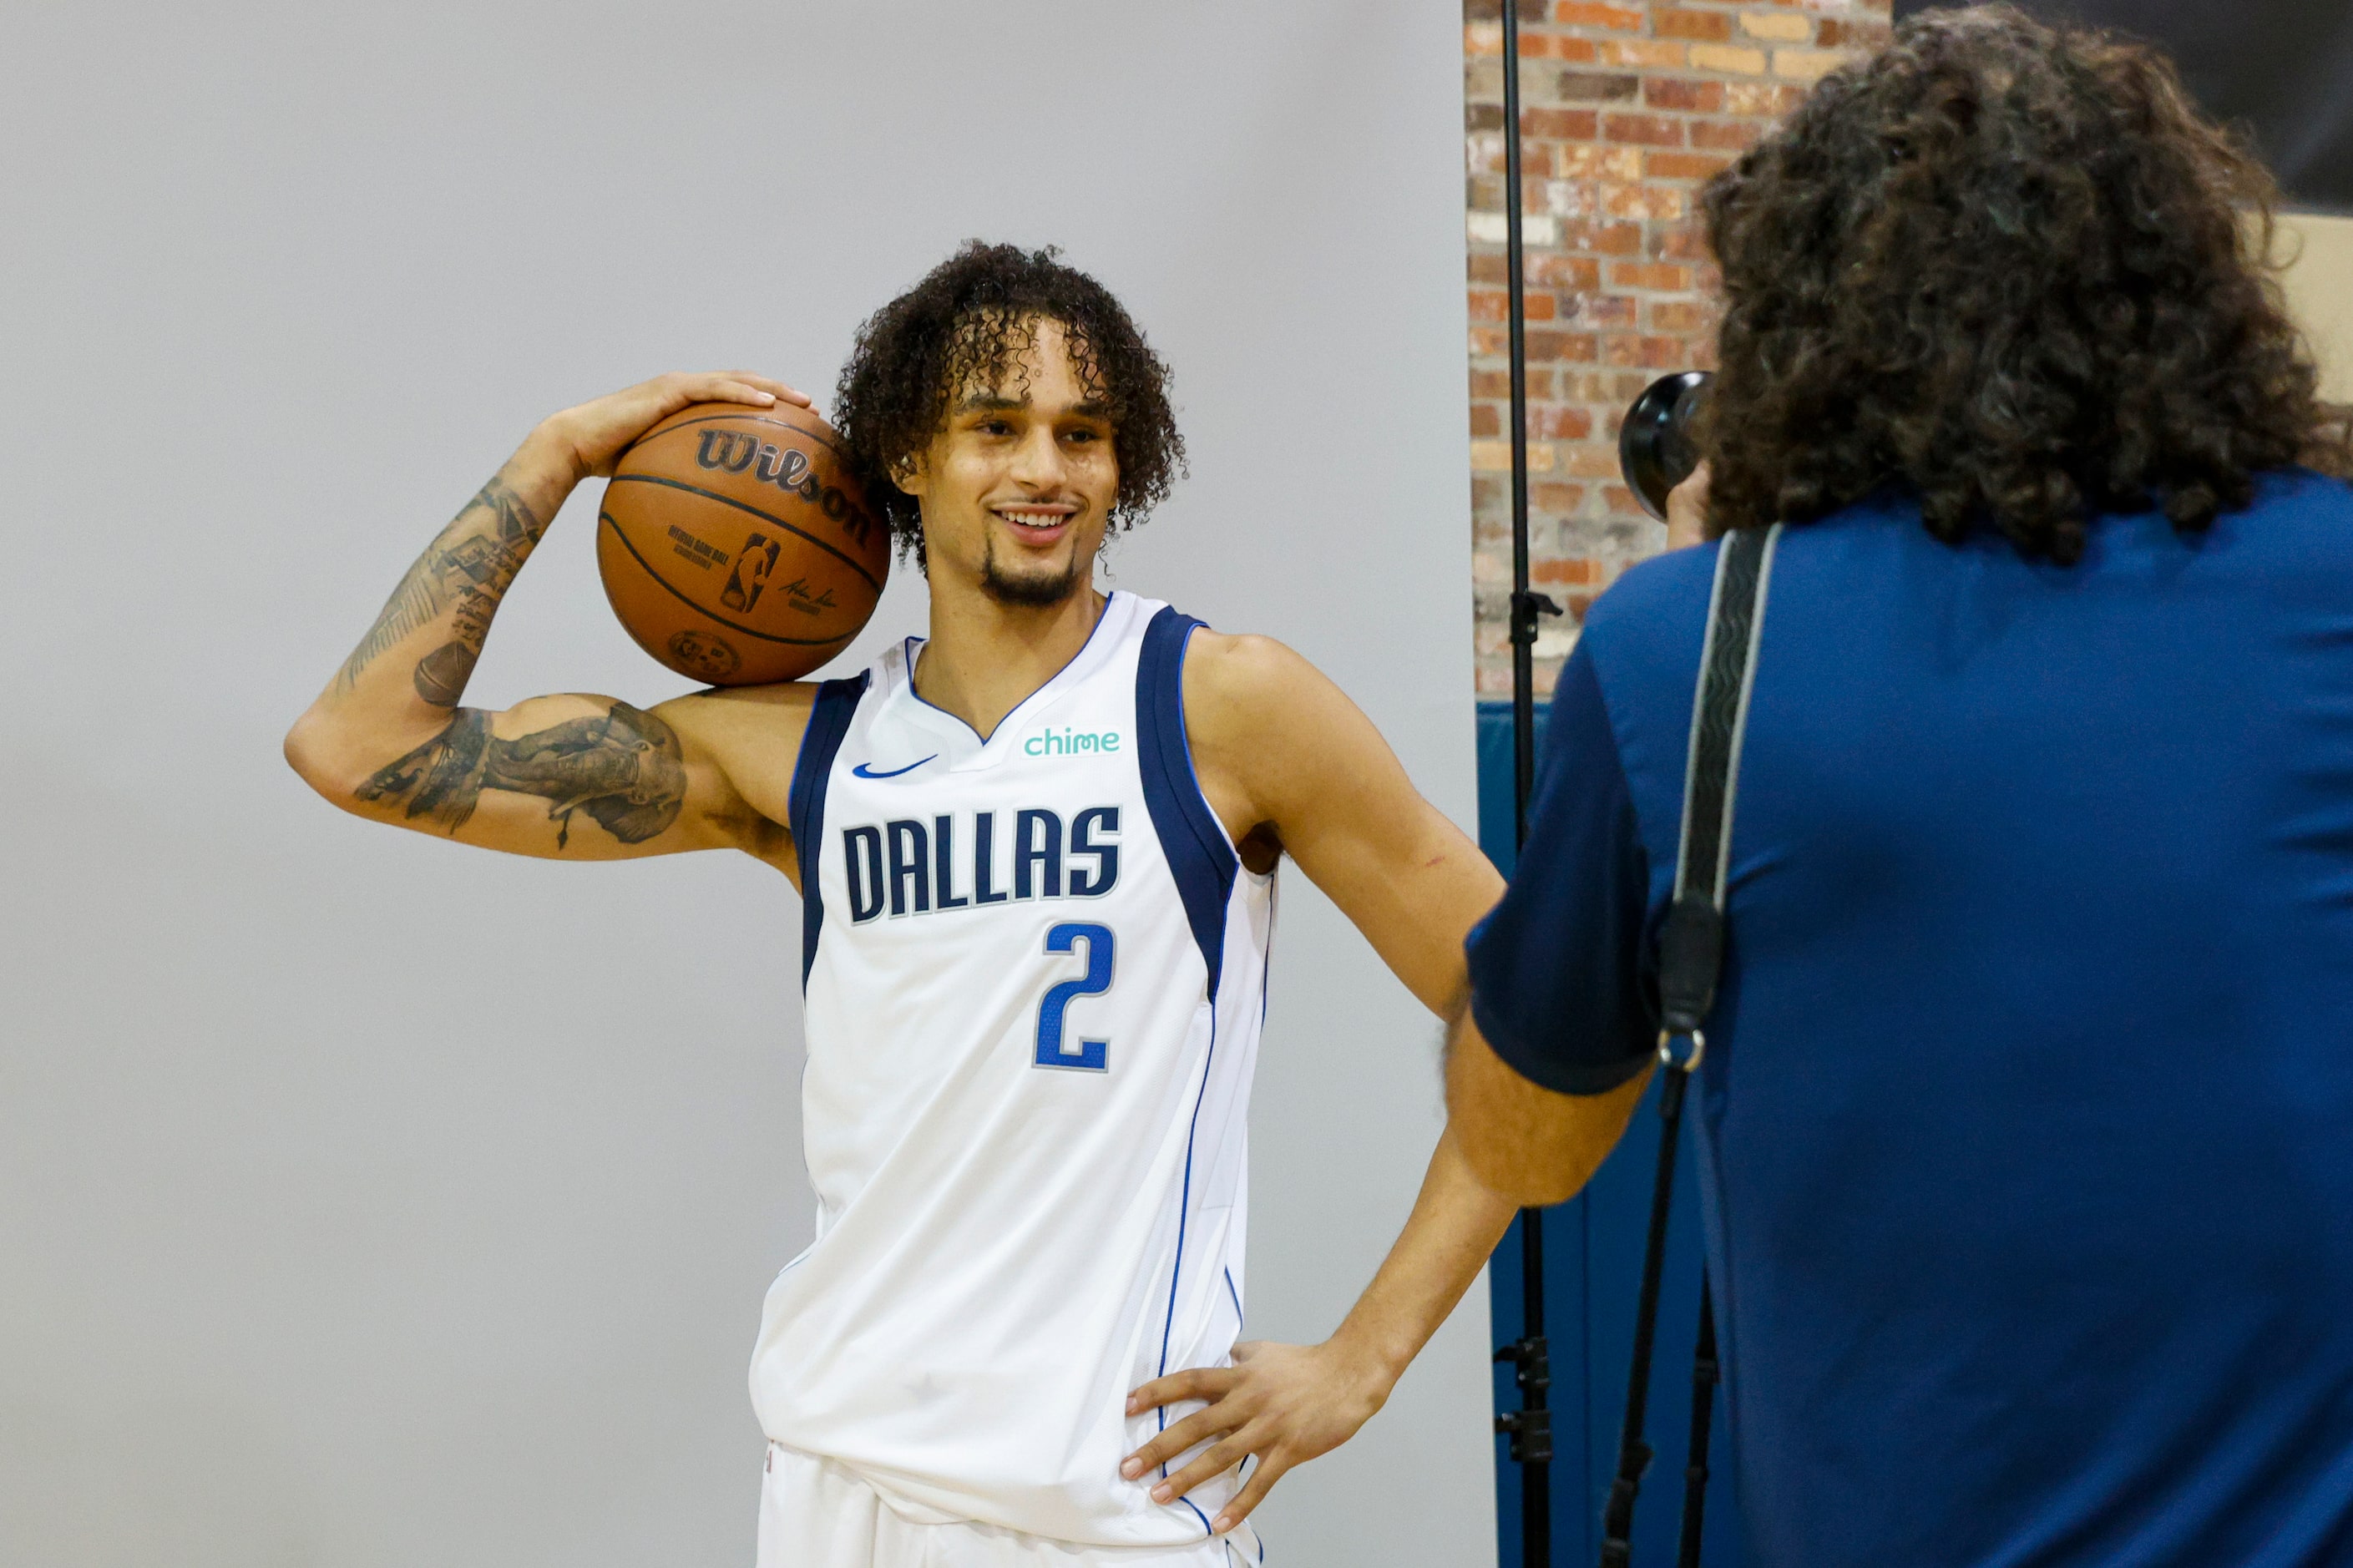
[1449,8,2353,1565]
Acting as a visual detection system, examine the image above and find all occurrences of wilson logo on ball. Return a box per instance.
[695,429,875,549]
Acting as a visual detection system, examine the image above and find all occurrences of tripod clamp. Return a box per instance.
[1493,1334,1554,1464]
[1509,590,1563,650]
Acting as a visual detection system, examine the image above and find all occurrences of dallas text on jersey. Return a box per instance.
[839,807,1121,923]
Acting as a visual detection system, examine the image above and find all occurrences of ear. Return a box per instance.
[891,449,929,498]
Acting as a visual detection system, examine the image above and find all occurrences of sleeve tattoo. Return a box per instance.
[335,478,547,702]
[356,701,689,849]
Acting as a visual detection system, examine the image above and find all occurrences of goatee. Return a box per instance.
[979,536,1087,608]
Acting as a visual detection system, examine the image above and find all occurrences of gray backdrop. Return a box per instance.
[0,4,1489,1564]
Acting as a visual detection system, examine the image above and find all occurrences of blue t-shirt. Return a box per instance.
[1466,472,2353,1567]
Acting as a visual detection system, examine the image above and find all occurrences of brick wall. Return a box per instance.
[1464,0,1893,696]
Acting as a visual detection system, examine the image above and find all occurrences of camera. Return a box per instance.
[1619,371,1712,522]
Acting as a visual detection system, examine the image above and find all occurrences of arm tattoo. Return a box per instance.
[335,478,547,699]
[356,701,687,850]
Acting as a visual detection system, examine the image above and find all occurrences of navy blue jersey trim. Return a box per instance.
[788,671,870,987]
[1136,605,1239,1000]
[1159,1009,1217,1378]
[1143,607,1245,1478]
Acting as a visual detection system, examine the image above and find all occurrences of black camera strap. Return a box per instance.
[1599,522,1780,1568]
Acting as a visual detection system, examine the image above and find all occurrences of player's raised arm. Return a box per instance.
[284,372,810,864]
[1120,632,1526,1532]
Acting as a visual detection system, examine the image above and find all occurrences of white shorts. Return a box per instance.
[756,1444,1264,1568]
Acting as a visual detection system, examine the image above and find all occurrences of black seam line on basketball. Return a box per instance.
[599,512,859,647]
[604,474,883,595]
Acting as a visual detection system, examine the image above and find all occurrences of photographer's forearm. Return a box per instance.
[1446,1008,1649,1208]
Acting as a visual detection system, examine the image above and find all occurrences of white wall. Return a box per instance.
[2282,211,2353,402]
[0,4,1489,1565]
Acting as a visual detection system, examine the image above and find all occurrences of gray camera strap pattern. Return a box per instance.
[1600,522,1779,1568]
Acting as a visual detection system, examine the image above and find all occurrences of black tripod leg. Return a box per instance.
[1676,1275,1720,1568]
[1598,1065,1689,1565]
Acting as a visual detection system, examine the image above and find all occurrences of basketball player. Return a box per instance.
[286,243,1516,1565]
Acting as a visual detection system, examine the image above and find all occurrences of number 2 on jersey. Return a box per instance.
[1035,922,1113,1072]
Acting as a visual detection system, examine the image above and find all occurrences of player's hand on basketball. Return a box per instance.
[1121,1338,1390,1534]
[537,371,812,481]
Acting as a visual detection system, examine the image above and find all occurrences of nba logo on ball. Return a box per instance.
[595,404,890,685]
[723,535,782,613]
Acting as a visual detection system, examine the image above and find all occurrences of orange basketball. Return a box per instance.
[596,403,891,685]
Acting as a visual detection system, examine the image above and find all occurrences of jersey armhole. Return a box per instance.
[787,671,871,987]
[1136,607,1242,1001]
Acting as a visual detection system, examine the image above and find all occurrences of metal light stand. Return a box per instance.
[1490,2,1564,1564]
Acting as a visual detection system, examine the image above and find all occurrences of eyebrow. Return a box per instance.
[953,393,1116,420]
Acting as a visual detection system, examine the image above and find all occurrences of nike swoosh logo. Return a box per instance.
[850,755,939,780]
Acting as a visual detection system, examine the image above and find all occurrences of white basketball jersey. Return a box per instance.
[754,591,1277,1550]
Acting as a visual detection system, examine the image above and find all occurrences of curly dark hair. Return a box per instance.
[1698,4,2351,561]
[831,241,1186,565]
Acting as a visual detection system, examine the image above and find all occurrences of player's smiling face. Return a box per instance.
[898,317,1120,609]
